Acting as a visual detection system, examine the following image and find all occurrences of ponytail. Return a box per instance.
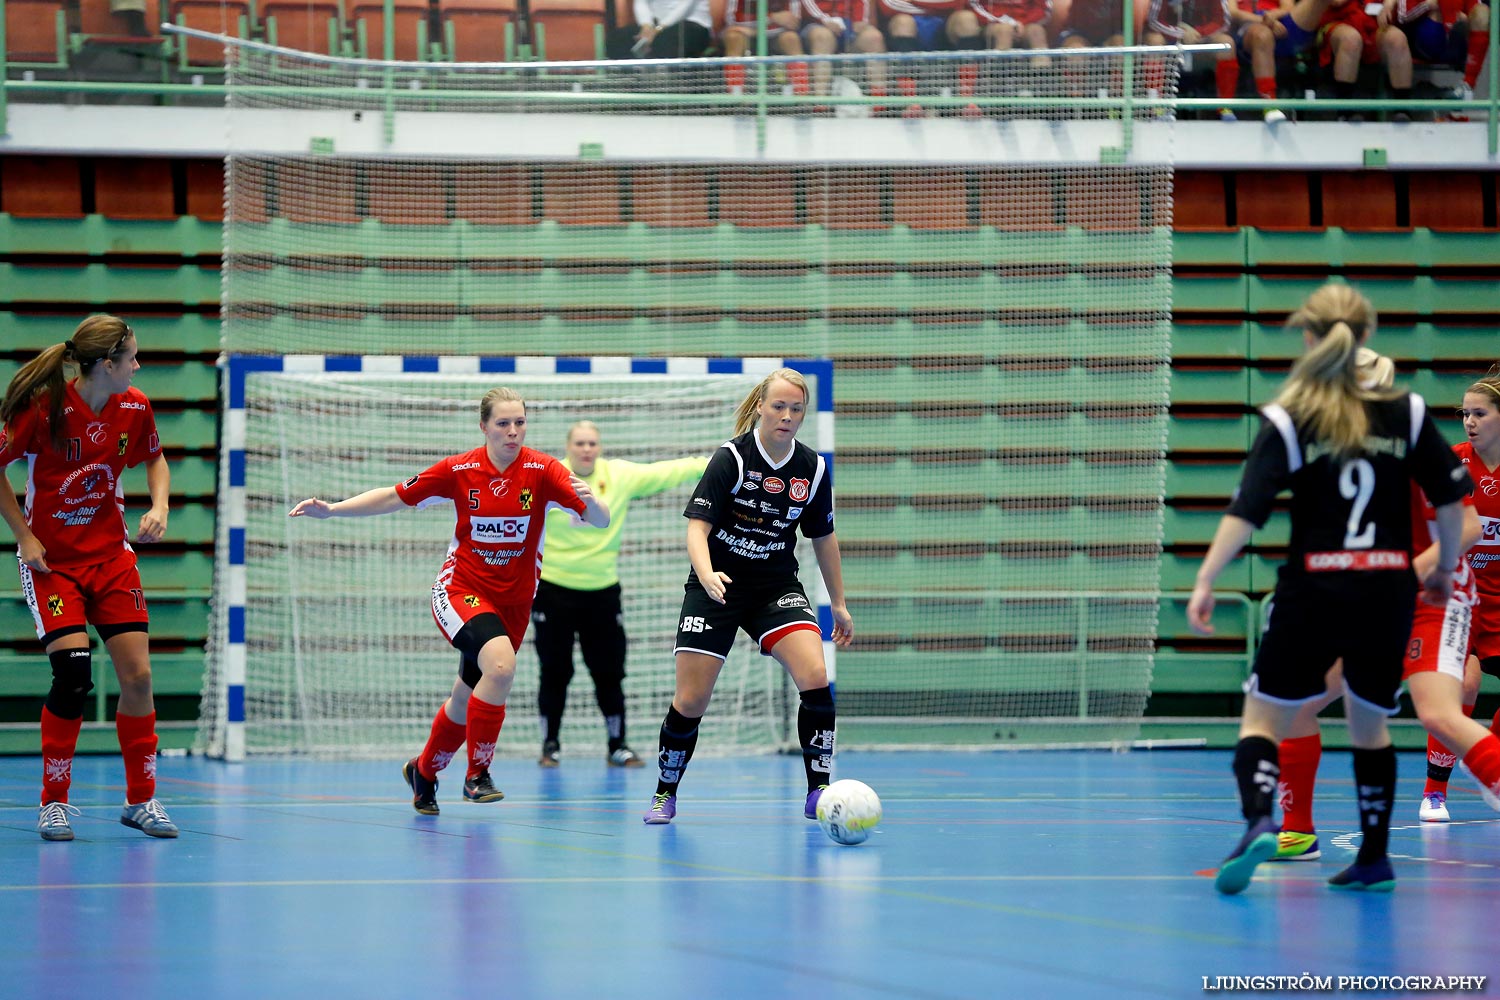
[1276,284,1391,462]
[0,315,133,452]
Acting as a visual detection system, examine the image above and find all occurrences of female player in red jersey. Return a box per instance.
[642,369,853,825]
[289,387,609,814]
[1188,284,1481,894]
[0,315,178,842]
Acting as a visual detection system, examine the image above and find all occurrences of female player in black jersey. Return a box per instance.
[1188,283,1473,895]
[643,368,853,824]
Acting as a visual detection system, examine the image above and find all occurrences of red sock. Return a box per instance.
[1491,708,1500,738]
[898,76,917,97]
[417,703,467,780]
[789,62,810,96]
[958,63,978,98]
[724,63,746,91]
[116,711,159,804]
[1461,734,1500,797]
[40,706,83,804]
[1215,58,1240,101]
[1276,733,1322,833]
[1423,702,1474,796]
[1464,29,1487,88]
[465,695,507,780]
[1254,75,1276,101]
[1143,63,1166,95]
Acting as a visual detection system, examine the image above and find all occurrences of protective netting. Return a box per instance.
[205,39,1179,754]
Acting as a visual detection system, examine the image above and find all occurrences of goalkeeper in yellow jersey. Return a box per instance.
[534,421,708,767]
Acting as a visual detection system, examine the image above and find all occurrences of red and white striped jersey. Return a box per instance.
[726,0,800,29]
[1457,441,1500,607]
[394,445,586,605]
[878,0,970,17]
[0,381,160,567]
[1409,466,1480,606]
[802,0,872,22]
[1147,0,1231,36]
[1397,0,1481,26]
[969,0,1052,25]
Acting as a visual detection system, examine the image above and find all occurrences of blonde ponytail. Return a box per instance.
[1276,284,1391,462]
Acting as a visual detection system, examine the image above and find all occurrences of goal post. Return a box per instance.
[198,355,835,761]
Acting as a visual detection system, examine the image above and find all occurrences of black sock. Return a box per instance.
[1352,745,1397,864]
[1427,754,1455,786]
[655,705,700,796]
[1232,736,1280,822]
[543,715,562,744]
[605,712,624,753]
[1334,79,1356,101]
[798,686,836,793]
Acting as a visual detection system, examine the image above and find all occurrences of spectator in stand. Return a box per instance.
[1317,0,1414,120]
[1393,0,1491,109]
[1144,0,1243,120]
[1059,0,1128,49]
[958,0,1055,65]
[1230,0,1336,121]
[607,0,715,59]
[801,0,890,101]
[879,0,972,113]
[722,0,813,95]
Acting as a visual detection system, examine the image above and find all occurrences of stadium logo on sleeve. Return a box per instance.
[789,478,810,502]
[403,475,420,488]
[763,477,786,494]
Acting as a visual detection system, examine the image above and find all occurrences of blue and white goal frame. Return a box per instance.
[214,354,835,761]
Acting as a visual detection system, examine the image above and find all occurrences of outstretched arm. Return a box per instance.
[811,532,853,647]
[1187,515,1256,635]
[288,486,406,519]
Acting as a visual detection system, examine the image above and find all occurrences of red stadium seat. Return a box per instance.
[367,165,449,225]
[529,0,608,61]
[94,158,176,221]
[5,0,67,63]
[185,160,227,222]
[1172,171,1231,230]
[807,167,886,230]
[350,0,431,60]
[258,0,343,55]
[77,0,156,36]
[438,0,520,62]
[1409,171,1492,231]
[893,170,971,231]
[1234,172,1311,230]
[170,0,251,67]
[279,161,359,224]
[718,168,800,228]
[227,160,272,224]
[454,164,535,225]
[977,170,1061,231]
[1322,171,1399,230]
[0,156,84,218]
[631,166,712,228]
[543,165,623,225]
[1064,170,1165,231]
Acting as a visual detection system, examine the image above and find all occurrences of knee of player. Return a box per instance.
[46,647,95,718]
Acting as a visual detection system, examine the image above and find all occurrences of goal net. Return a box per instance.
[200,33,1180,755]
[196,362,829,759]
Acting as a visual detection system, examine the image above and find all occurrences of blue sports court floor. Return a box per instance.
[2,749,1496,999]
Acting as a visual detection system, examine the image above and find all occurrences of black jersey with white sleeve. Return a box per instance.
[683,430,834,587]
[1227,393,1472,574]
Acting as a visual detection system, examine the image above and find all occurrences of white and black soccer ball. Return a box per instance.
[816,779,882,846]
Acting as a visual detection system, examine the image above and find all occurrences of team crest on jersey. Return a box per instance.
[463,595,480,608]
[117,433,129,456]
[519,488,533,510]
[789,478,810,502]
[47,594,63,617]
[490,477,509,497]
[85,421,108,445]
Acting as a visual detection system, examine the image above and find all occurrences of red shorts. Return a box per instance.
[1471,597,1500,660]
[19,547,148,643]
[430,579,531,650]
[1403,596,1472,682]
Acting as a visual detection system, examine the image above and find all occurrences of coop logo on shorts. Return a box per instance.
[789,478,810,502]
[776,593,809,609]
[763,477,786,494]
[471,517,531,543]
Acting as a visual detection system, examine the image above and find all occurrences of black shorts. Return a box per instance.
[1249,571,1417,714]
[674,579,822,660]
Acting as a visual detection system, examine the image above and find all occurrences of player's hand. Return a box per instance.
[1187,583,1215,635]
[823,16,846,32]
[830,604,853,647]
[1268,14,1287,37]
[569,475,594,502]
[17,535,49,574]
[1420,566,1454,607]
[1181,26,1202,43]
[699,571,731,605]
[136,505,168,543]
[288,497,335,519]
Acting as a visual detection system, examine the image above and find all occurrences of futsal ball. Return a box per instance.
[816,779,882,846]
